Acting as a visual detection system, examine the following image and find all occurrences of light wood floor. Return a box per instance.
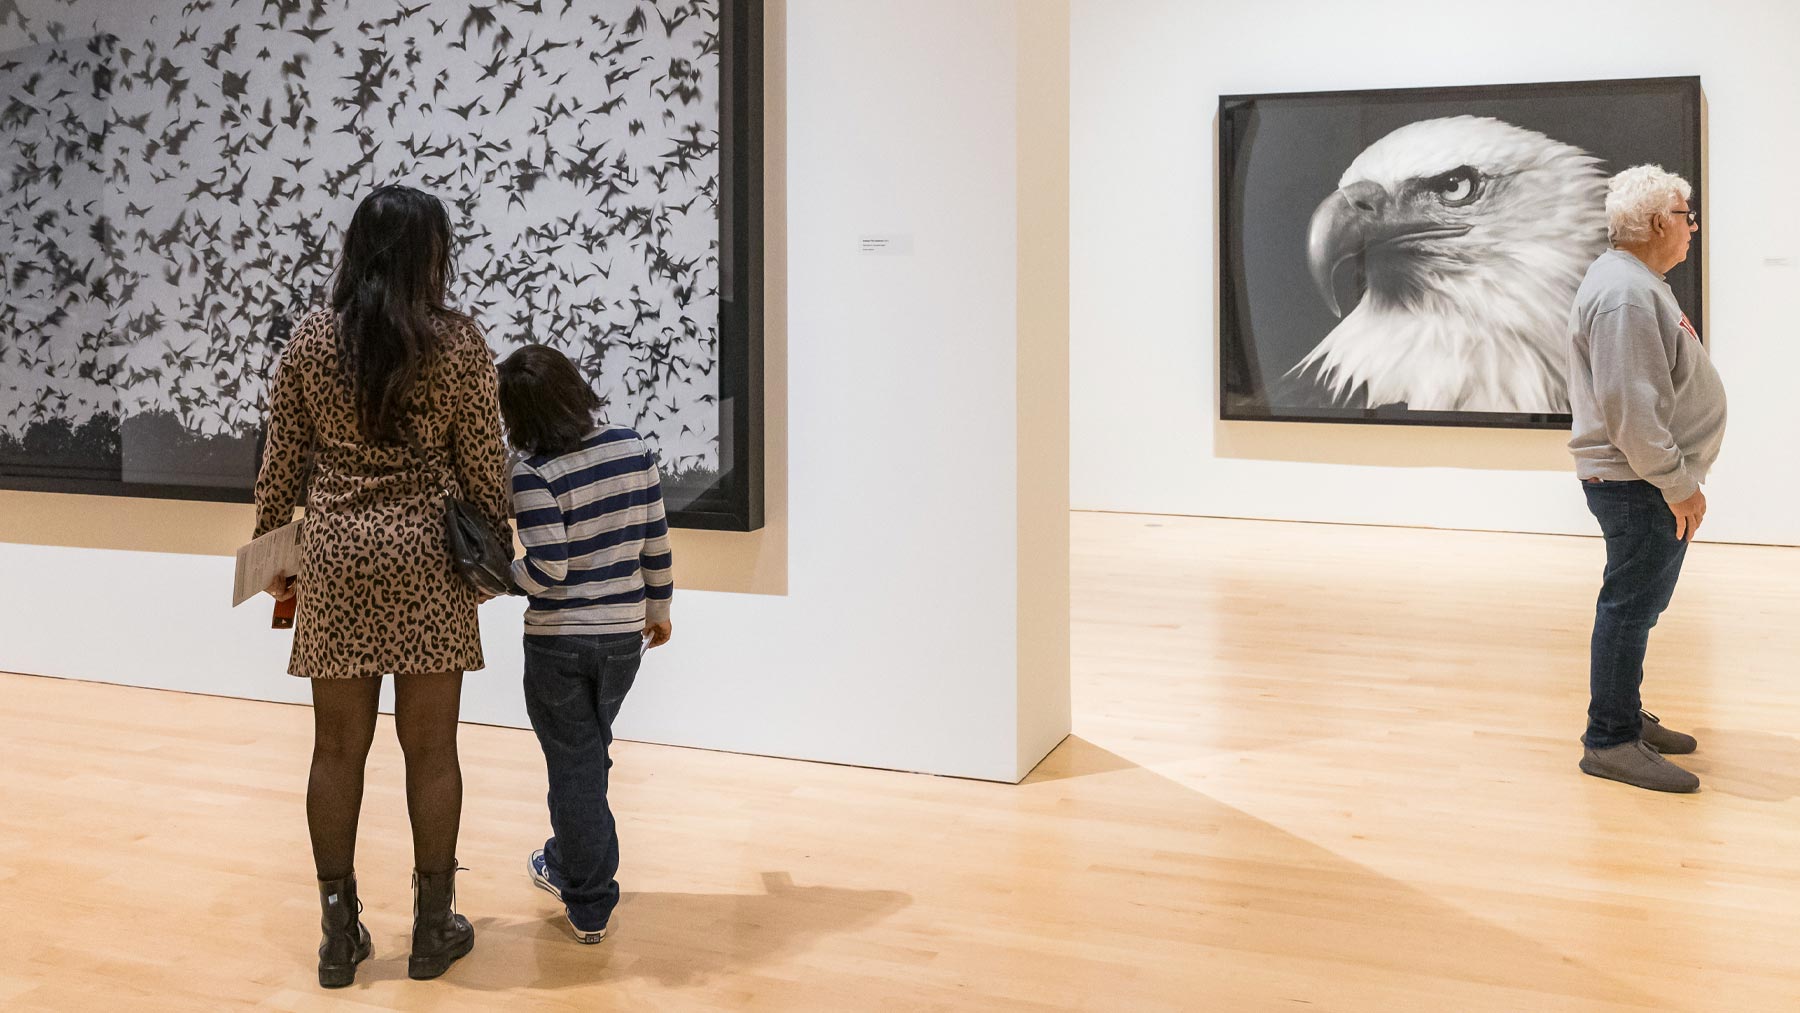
[5,512,1800,1011]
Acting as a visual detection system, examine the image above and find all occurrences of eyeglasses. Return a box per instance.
[1664,208,1699,227]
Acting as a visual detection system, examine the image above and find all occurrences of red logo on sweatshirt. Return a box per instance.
[1678,314,1700,343]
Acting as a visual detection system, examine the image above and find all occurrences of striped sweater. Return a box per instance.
[509,425,674,636]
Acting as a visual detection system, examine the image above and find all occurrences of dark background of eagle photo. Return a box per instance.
[0,0,763,530]
[1219,76,1701,428]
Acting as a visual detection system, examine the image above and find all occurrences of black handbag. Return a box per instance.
[406,427,513,597]
[445,494,513,597]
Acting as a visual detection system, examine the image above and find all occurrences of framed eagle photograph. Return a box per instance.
[0,0,763,530]
[1217,76,1702,428]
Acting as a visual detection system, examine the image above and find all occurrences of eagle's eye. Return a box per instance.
[1426,166,1483,207]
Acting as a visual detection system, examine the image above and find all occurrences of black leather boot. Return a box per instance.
[408,865,475,980]
[316,874,372,989]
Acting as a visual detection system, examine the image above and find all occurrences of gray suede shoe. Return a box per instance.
[1638,710,1697,754]
[1580,740,1700,793]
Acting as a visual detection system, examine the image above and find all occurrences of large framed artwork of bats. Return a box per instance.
[0,0,763,530]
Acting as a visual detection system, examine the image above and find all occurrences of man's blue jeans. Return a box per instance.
[523,631,643,928]
[1581,479,1689,748]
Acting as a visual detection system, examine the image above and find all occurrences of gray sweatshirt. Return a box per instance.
[1567,249,1726,503]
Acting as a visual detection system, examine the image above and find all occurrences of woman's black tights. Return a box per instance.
[308,673,466,880]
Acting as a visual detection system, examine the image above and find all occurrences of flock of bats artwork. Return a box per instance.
[0,0,727,480]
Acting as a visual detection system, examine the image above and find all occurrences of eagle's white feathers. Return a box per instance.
[1294,116,1608,413]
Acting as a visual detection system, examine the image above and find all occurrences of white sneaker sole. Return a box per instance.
[568,916,607,944]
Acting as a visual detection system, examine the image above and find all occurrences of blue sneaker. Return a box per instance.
[527,849,562,900]
[528,850,608,943]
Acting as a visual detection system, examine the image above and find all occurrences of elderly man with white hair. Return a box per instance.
[1567,164,1726,793]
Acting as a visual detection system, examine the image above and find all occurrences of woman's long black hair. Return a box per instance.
[329,185,468,443]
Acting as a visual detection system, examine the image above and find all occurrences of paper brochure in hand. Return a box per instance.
[234,521,302,608]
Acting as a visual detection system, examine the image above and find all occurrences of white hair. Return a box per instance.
[1606,164,1693,244]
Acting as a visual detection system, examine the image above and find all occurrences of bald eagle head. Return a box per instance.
[1292,116,1608,413]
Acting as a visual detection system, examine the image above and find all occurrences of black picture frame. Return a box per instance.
[667,0,764,530]
[1218,75,1703,430]
[0,0,766,531]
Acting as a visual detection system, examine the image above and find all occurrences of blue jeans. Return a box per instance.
[523,631,643,928]
[1581,480,1690,748]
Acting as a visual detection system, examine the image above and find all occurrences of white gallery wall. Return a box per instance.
[1071,0,1800,546]
[0,0,1071,783]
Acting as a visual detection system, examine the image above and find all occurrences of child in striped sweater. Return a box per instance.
[496,343,674,944]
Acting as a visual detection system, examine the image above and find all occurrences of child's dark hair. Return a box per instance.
[497,344,602,456]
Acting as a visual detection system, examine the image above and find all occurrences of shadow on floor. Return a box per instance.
[1684,728,1800,801]
[1007,751,1671,1010]
[1020,734,1141,784]
[320,752,1669,1006]
[407,870,913,993]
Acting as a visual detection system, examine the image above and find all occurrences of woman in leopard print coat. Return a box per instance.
[253,186,509,988]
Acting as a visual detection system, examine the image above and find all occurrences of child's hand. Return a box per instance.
[644,619,672,649]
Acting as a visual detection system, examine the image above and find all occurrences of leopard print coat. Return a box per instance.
[253,309,510,679]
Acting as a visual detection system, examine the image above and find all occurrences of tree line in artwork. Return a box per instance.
[0,409,715,499]
[0,411,257,485]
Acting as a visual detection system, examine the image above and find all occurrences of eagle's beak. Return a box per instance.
[1308,182,1469,317]
[1307,181,1389,319]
